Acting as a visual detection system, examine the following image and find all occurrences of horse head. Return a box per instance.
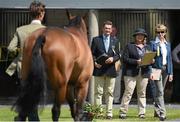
[66,10,88,41]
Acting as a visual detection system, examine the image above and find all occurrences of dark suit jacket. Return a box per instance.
[122,42,151,78]
[91,35,120,77]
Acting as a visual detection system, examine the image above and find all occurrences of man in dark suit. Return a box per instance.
[91,21,120,119]
[172,43,180,102]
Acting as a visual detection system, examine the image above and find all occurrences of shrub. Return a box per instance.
[83,102,105,120]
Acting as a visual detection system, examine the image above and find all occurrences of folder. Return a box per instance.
[96,53,109,65]
[152,68,162,80]
[139,52,156,66]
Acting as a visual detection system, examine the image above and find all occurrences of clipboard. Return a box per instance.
[96,53,109,65]
[139,52,156,66]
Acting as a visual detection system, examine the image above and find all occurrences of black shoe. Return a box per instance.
[119,113,126,119]
[14,115,26,121]
[139,114,145,119]
[113,101,120,104]
[14,116,20,121]
[106,116,112,120]
[159,116,166,121]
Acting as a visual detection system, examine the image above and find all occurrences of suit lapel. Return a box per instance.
[100,35,106,52]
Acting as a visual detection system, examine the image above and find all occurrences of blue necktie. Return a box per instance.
[104,36,109,52]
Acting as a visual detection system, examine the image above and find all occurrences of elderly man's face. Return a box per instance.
[103,24,112,36]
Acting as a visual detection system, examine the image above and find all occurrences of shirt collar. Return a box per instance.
[103,34,110,40]
[31,20,41,25]
[155,36,168,44]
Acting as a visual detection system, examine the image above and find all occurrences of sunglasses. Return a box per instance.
[157,31,165,34]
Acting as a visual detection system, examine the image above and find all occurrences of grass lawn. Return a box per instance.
[0,105,180,121]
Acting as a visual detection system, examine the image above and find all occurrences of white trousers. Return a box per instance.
[120,75,148,115]
[94,76,116,117]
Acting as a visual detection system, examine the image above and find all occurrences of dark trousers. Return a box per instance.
[172,69,180,102]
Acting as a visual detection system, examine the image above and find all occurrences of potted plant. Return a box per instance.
[83,102,105,121]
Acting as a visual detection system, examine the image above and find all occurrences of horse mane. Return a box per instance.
[66,16,82,27]
[65,10,88,36]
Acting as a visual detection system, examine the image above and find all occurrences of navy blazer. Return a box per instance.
[122,42,151,78]
[150,39,173,75]
[91,35,120,77]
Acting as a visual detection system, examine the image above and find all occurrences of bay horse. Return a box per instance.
[13,11,94,121]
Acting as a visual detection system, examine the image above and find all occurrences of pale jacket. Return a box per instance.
[6,20,45,78]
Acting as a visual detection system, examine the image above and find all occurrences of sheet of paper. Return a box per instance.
[139,52,156,66]
[152,68,162,80]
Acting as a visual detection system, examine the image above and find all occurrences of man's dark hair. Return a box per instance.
[29,1,45,18]
[103,20,113,27]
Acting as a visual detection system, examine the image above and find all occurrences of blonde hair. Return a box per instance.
[155,24,167,32]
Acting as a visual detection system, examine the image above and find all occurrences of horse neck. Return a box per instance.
[80,20,88,36]
[67,27,88,42]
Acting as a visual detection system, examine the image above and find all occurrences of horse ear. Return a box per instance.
[66,9,76,20]
[66,10,73,20]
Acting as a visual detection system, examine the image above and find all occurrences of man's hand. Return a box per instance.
[105,57,113,64]
[178,61,180,64]
[95,62,102,69]
[150,74,154,80]
[137,59,142,65]
[169,75,173,82]
[151,59,155,64]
